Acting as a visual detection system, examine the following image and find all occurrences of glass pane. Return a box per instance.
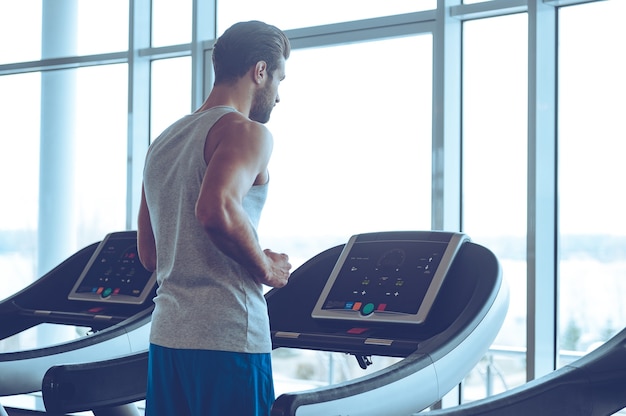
[0,1,127,64]
[152,0,192,47]
[36,64,129,272]
[462,13,528,400]
[0,2,42,64]
[74,64,129,241]
[558,0,626,362]
[0,72,40,302]
[217,0,436,32]
[0,64,127,352]
[76,0,129,55]
[150,57,193,142]
[261,34,432,276]
[38,1,129,60]
[263,35,433,393]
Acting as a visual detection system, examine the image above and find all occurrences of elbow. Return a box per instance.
[137,240,157,272]
[139,254,157,273]
[137,228,157,272]
[137,191,157,272]
[195,202,229,236]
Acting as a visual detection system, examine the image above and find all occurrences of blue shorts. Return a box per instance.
[146,344,275,416]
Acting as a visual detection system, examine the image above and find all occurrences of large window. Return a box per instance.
[72,64,129,241]
[260,35,433,268]
[261,35,434,392]
[0,3,129,352]
[0,72,40,300]
[1,0,625,413]
[462,12,528,398]
[150,57,193,140]
[557,0,626,361]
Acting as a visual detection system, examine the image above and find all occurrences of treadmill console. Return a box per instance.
[68,232,156,305]
[311,231,469,325]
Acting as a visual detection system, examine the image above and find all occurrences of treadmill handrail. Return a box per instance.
[0,305,153,362]
[42,350,149,414]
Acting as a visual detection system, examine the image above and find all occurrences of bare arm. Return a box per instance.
[195,116,290,288]
[137,185,157,272]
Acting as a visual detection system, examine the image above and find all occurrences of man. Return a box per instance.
[137,21,292,416]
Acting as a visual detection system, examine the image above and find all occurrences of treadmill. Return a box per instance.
[40,231,510,416]
[0,231,156,416]
[424,325,626,416]
[267,231,508,415]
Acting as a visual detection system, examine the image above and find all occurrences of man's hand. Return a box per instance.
[259,249,292,288]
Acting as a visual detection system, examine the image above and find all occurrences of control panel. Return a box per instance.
[68,232,156,305]
[311,231,469,325]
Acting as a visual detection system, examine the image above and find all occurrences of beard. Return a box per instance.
[249,83,275,124]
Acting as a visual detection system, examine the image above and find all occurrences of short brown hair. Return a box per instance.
[212,21,290,85]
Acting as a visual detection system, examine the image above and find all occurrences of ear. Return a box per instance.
[253,61,268,85]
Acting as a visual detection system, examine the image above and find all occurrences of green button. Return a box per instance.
[362,303,375,315]
[102,287,113,298]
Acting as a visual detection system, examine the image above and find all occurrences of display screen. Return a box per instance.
[68,232,156,304]
[320,240,445,315]
[311,231,468,325]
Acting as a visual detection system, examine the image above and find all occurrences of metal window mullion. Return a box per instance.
[432,0,462,232]
[285,11,436,50]
[450,0,528,21]
[191,0,216,110]
[126,0,152,229]
[543,0,601,7]
[0,53,128,76]
[526,0,558,381]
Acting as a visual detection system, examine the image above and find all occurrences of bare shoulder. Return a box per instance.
[209,111,273,150]
[203,111,273,185]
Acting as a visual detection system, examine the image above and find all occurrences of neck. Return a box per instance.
[196,83,252,116]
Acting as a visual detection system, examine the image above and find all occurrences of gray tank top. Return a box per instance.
[143,106,271,352]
